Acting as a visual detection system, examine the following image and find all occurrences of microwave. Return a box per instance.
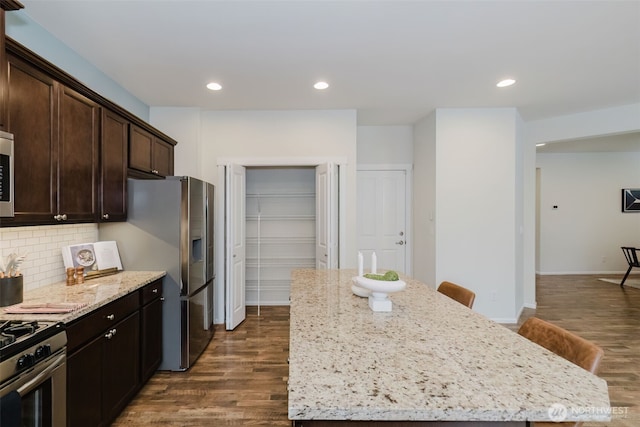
[0,130,14,217]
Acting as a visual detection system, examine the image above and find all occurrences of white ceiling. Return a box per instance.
[15,0,640,127]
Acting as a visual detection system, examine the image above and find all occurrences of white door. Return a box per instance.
[357,170,407,273]
[225,164,246,330]
[316,163,338,269]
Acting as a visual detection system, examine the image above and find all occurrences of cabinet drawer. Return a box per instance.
[67,292,139,353]
[141,279,163,306]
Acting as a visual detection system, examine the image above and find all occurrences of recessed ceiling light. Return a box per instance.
[314,81,329,90]
[206,82,222,91]
[496,79,516,88]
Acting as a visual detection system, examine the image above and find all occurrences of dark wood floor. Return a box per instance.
[112,275,639,426]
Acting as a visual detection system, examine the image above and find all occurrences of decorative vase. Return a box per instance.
[0,275,24,307]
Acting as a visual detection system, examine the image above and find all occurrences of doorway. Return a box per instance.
[356,166,412,275]
[221,160,341,330]
[245,167,316,306]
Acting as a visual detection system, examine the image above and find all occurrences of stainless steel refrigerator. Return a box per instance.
[99,176,215,371]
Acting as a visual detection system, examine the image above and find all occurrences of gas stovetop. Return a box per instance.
[0,320,66,370]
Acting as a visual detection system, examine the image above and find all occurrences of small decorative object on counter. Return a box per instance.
[353,268,406,312]
[75,266,85,284]
[0,251,27,307]
[371,252,377,274]
[66,267,76,286]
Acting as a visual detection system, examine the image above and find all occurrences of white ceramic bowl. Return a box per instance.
[354,276,406,294]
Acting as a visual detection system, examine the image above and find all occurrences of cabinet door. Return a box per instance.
[58,86,99,222]
[129,124,153,174]
[141,296,163,382]
[5,54,58,225]
[102,311,141,425]
[67,336,103,427]
[101,109,128,221]
[153,137,173,177]
[0,9,7,131]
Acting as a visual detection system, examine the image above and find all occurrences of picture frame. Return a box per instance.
[621,188,640,212]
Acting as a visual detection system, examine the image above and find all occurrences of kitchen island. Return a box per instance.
[288,269,610,426]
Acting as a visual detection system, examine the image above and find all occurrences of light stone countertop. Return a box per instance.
[0,271,166,324]
[288,269,611,423]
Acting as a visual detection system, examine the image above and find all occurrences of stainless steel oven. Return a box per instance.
[0,130,14,217]
[0,321,67,427]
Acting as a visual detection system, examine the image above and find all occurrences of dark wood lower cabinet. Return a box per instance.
[141,292,163,383]
[67,279,162,427]
[67,336,102,427]
[102,312,140,424]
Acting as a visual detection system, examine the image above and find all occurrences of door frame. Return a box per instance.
[217,156,347,327]
[357,163,413,277]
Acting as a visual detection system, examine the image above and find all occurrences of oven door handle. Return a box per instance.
[16,353,66,397]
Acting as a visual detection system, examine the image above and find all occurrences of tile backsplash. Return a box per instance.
[0,223,98,291]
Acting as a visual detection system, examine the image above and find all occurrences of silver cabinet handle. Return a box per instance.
[104,328,117,340]
[152,288,158,293]
[106,314,115,320]
[102,213,110,220]
[396,241,404,245]
[53,214,67,221]
[61,214,67,220]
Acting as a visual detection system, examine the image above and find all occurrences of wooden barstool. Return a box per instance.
[517,317,604,427]
[436,281,475,309]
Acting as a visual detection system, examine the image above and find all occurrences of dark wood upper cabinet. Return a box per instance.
[5,53,59,224]
[129,124,153,173]
[2,38,176,226]
[129,124,174,178]
[152,137,173,177]
[1,9,7,131]
[58,85,100,222]
[4,53,99,226]
[101,109,128,221]
[0,2,24,131]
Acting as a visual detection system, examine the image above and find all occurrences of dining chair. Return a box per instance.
[620,246,640,287]
[436,281,475,309]
[517,317,605,427]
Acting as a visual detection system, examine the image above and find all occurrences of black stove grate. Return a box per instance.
[0,320,64,361]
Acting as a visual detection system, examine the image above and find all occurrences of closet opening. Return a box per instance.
[245,166,317,308]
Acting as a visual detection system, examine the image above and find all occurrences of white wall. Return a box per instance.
[412,113,437,286]
[357,126,413,164]
[537,152,640,274]
[434,108,524,322]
